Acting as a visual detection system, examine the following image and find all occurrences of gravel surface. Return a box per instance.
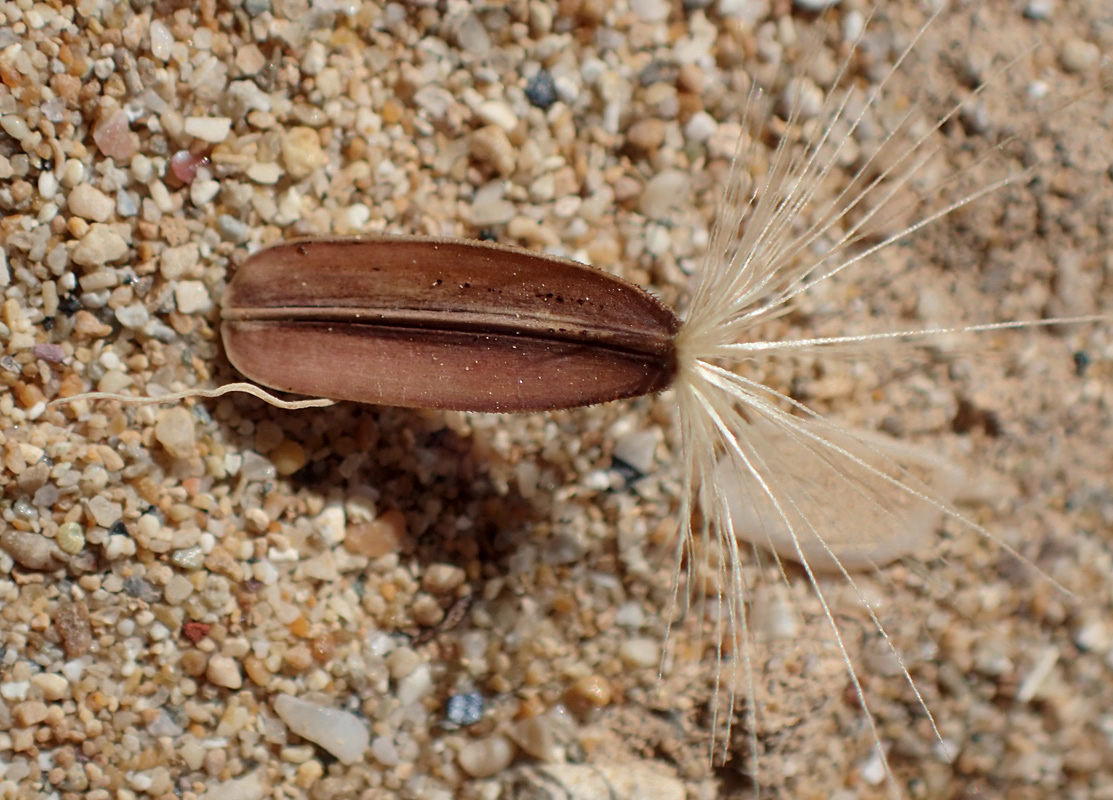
[0,1,1111,799]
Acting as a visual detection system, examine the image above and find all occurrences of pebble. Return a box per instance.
[630,0,671,22]
[246,162,282,184]
[470,125,517,176]
[617,637,660,670]
[1060,38,1100,73]
[344,509,405,557]
[13,699,49,726]
[422,563,466,594]
[164,574,195,604]
[67,183,115,222]
[71,224,129,267]
[92,109,133,160]
[282,126,327,179]
[1,530,59,570]
[270,439,307,476]
[1024,0,1054,20]
[565,675,612,712]
[396,664,433,705]
[525,70,557,109]
[198,771,265,800]
[506,763,686,800]
[30,672,70,701]
[457,734,515,778]
[444,692,485,727]
[56,521,86,554]
[638,170,689,220]
[149,19,172,61]
[155,407,197,459]
[175,280,213,314]
[794,0,841,10]
[184,116,233,143]
[314,504,346,546]
[273,694,370,765]
[206,655,243,689]
[54,601,93,658]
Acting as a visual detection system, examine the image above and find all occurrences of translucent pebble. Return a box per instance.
[457,735,515,778]
[273,694,370,765]
[155,407,197,460]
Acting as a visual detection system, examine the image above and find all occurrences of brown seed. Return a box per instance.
[221,236,681,413]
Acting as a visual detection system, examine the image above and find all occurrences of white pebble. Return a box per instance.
[190,178,220,206]
[149,19,173,61]
[793,0,841,10]
[164,575,194,604]
[618,637,660,670]
[175,281,213,314]
[639,169,690,220]
[314,504,346,546]
[206,655,243,690]
[273,694,370,765]
[30,673,69,701]
[630,0,670,22]
[1060,38,1100,73]
[246,162,282,184]
[1,114,32,142]
[1024,0,1055,20]
[457,735,515,778]
[396,664,433,705]
[475,100,519,133]
[71,224,128,267]
[155,407,196,459]
[68,183,115,222]
[684,110,718,143]
[115,303,150,330]
[184,116,233,143]
[197,771,264,800]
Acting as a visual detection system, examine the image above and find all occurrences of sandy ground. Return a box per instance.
[0,1,1111,799]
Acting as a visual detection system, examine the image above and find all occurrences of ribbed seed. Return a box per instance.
[221,236,681,413]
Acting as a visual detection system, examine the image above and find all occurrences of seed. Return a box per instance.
[220,236,681,413]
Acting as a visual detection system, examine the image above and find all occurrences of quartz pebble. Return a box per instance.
[155,407,197,459]
[68,183,115,222]
[206,655,243,689]
[274,694,370,765]
[184,116,233,143]
[72,224,129,267]
[282,127,327,179]
[457,734,515,778]
[1,530,59,570]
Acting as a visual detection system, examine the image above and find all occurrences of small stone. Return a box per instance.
[565,675,612,712]
[246,162,282,184]
[71,224,128,267]
[525,70,557,109]
[411,593,445,627]
[190,178,221,206]
[115,303,149,330]
[457,735,515,778]
[626,118,666,151]
[184,116,233,143]
[30,673,70,701]
[160,243,199,280]
[235,44,267,75]
[282,127,327,180]
[92,109,133,160]
[155,407,196,459]
[639,170,689,220]
[630,0,671,23]
[56,522,86,554]
[1023,0,1054,19]
[198,772,265,800]
[684,110,718,143]
[397,664,433,705]
[618,637,660,670]
[164,574,195,604]
[13,700,49,727]
[454,13,490,55]
[67,183,115,222]
[475,100,518,132]
[270,439,307,476]
[55,601,93,658]
[314,504,346,545]
[171,545,205,570]
[206,655,243,689]
[149,19,172,60]
[175,280,213,314]
[793,0,841,10]
[422,563,466,594]
[470,125,516,176]
[344,510,406,557]
[274,694,370,765]
[444,692,484,728]
[1,530,59,570]
[1060,38,1100,73]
